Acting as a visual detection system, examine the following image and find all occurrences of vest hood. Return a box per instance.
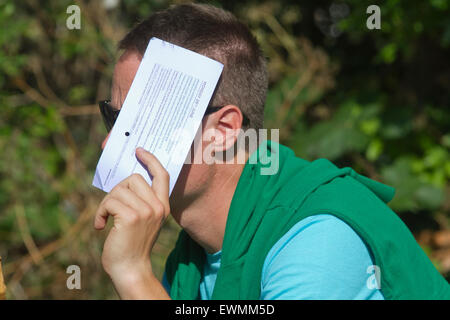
[251,140,395,210]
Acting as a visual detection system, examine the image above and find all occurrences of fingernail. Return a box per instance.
[136,147,151,157]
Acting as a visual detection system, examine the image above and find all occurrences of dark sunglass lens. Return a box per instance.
[99,101,119,132]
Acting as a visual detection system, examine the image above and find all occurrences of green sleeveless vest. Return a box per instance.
[165,141,450,299]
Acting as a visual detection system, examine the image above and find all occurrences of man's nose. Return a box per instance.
[101,131,111,150]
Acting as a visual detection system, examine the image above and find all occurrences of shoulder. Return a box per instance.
[260,214,384,300]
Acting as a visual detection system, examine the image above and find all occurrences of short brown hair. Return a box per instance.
[118,3,267,130]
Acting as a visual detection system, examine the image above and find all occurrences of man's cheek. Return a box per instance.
[102,131,112,150]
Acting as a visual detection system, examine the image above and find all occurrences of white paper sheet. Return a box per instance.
[92,37,223,193]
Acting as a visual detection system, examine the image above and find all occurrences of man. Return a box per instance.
[94,3,450,299]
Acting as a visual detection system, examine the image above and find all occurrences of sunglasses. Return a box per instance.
[98,100,249,132]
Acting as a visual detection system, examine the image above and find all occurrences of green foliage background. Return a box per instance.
[0,0,449,299]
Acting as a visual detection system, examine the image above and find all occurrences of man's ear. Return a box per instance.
[204,104,244,153]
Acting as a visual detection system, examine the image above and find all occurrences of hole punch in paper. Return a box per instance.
[92,37,224,194]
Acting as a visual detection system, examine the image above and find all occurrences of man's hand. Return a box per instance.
[94,147,171,299]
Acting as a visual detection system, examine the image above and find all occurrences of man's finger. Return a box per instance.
[94,197,134,230]
[135,148,170,205]
[110,183,158,217]
[117,173,158,209]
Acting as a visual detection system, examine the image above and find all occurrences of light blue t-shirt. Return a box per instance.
[163,214,384,300]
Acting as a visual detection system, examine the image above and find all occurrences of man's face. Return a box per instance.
[101,50,140,149]
[102,50,214,210]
